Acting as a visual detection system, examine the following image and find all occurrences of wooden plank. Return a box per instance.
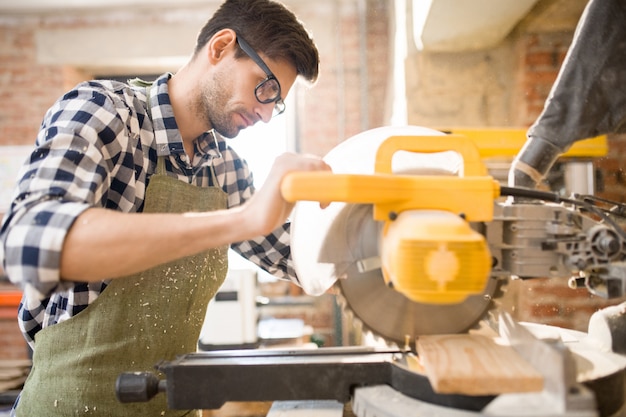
[416,334,543,395]
[0,375,27,392]
[0,368,28,381]
[0,360,31,369]
[202,402,272,417]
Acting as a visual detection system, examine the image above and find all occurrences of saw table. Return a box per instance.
[117,315,626,417]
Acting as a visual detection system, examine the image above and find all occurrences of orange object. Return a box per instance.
[0,291,23,319]
[0,291,22,307]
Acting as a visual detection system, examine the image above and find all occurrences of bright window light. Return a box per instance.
[228,116,289,188]
[227,112,290,280]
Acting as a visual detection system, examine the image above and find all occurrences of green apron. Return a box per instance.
[16,156,229,416]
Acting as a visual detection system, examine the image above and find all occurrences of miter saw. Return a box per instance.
[283,125,626,345]
[116,0,626,414]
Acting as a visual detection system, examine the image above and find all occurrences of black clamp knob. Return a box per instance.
[115,372,164,403]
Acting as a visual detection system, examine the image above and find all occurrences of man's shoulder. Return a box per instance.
[64,79,142,104]
[54,79,149,126]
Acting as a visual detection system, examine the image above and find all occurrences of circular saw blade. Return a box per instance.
[332,204,501,344]
[338,260,502,345]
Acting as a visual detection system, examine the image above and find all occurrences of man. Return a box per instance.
[0,0,329,415]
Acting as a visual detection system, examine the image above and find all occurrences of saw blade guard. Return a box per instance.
[286,126,499,304]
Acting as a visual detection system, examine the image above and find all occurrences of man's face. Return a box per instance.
[199,50,297,139]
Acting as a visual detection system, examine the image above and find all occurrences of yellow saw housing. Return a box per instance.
[382,210,492,303]
[282,135,501,304]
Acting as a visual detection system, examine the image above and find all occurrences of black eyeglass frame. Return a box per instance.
[236,35,286,116]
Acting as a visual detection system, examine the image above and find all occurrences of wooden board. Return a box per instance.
[202,402,272,417]
[0,375,27,392]
[416,334,543,395]
[0,359,31,393]
[0,359,31,369]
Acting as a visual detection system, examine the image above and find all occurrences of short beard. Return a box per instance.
[197,73,241,139]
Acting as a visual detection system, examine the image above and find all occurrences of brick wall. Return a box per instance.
[296,0,390,156]
[509,278,618,332]
[0,25,63,146]
[519,32,571,127]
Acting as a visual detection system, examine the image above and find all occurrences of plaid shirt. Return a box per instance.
[0,73,297,348]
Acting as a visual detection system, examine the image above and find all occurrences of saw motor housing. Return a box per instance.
[382,210,491,304]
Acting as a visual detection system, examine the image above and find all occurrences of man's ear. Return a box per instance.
[206,28,237,64]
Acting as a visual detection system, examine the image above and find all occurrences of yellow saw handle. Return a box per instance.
[281,172,499,222]
[375,134,488,176]
[281,135,500,222]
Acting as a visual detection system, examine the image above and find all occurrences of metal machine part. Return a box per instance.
[351,383,598,417]
[488,189,626,300]
[116,347,495,412]
[336,187,626,345]
[588,302,626,355]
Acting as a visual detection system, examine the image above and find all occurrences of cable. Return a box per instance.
[500,186,626,241]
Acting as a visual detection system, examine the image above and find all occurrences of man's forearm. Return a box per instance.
[59,152,329,282]
[60,206,251,282]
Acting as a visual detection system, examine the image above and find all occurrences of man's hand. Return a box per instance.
[243,152,331,236]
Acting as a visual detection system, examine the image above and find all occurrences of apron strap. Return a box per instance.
[129,77,220,187]
[128,77,153,119]
[156,155,167,175]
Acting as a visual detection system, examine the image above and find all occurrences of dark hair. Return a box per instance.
[194,0,319,83]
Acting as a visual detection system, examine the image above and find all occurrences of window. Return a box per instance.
[228,89,296,187]
[228,113,290,188]
[227,97,294,280]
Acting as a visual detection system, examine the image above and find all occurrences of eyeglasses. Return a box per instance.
[236,35,286,117]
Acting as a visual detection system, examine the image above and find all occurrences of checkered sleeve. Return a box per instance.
[0,82,132,298]
[217,145,298,284]
[231,223,297,283]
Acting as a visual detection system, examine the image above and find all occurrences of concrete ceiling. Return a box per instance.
[414,0,540,51]
[523,0,590,32]
[414,0,590,52]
